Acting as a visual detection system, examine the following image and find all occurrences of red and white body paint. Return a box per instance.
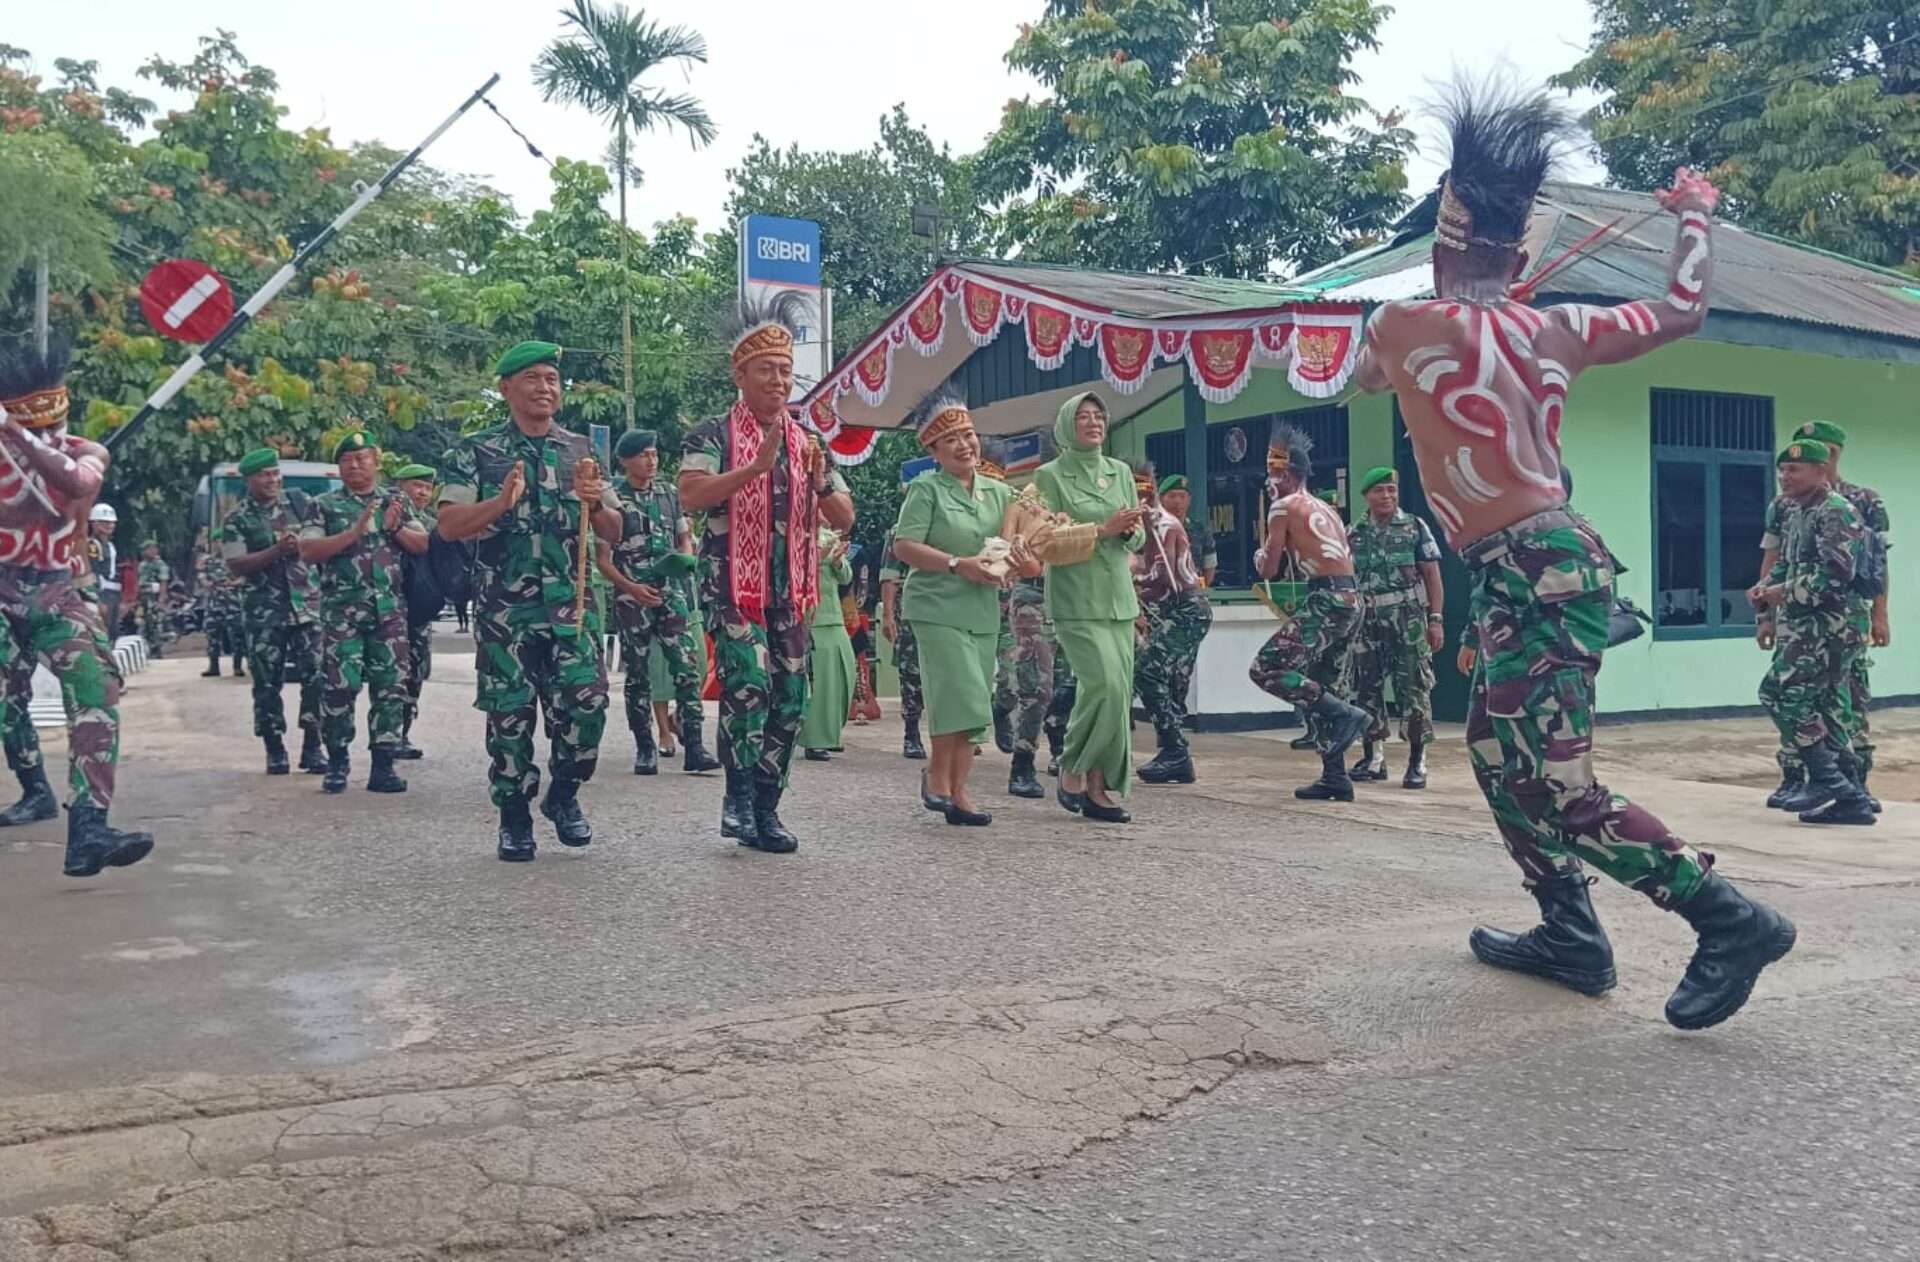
[0,417,108,572]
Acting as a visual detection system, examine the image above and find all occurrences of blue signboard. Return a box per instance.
[741,215,822,289]
[899,455,936,485]
[1002,431,1046,473]
[590,423,611,473]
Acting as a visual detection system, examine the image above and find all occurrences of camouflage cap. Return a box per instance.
[1777,439,1831,466]
[1794,419,1847,449]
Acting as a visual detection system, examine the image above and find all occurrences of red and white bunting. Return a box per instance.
[804,395,881,466]
[807,266,1365,421]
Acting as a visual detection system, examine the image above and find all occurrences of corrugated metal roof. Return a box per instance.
[953,259,1319,317]
[1291,180,1920,345]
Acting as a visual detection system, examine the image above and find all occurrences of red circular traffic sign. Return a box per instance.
[139,259,234,343]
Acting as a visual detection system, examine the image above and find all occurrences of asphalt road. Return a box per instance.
[0,637,1914,1261]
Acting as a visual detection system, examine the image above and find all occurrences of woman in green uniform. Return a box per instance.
[1035,391,1146,823]
[799,526,855,759]
[890,388,1031,826]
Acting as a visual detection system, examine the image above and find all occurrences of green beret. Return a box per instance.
[1359,465,1397,494]
[1794,420,1847,448]
[394,463,436,481]
[1318,488,1342,506]
[237,448,280,477]
[615,429,659,459]
[494,340,562,379]
[1778,439,1831,466]
[656,552,698,578]
[141,539,157,549]
[332,430,374,461]
[1157,474,1189,496]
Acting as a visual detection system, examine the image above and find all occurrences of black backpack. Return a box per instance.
[1853,529,1888,600]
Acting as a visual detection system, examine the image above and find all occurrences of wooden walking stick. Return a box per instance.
[573,457,599,629]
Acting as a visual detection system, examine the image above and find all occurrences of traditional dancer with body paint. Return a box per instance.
[1349,80,1793,1030]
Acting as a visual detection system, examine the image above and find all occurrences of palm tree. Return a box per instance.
[535,0,715,429]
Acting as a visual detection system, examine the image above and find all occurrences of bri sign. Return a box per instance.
[739,215,822,289]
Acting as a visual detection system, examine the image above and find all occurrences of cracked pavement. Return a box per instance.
[2,643,1916,1260]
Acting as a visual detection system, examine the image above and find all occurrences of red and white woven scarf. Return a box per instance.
[725,398,820,624]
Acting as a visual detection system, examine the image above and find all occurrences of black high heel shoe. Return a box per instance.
[1055,781,1085,815]
[1081,797,1131,824]
[943,802,992,826]
[921,770,952,813]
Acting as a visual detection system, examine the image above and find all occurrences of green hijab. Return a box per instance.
[1052,390,1111,491]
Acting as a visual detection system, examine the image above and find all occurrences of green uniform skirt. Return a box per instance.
[1054,617,1136,797]
[911,619,996,743]
[799,621,856,750]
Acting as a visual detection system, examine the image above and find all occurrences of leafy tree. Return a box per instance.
[534,0,716,429]
[1557,1,1920,269]
[978,0,1414,277]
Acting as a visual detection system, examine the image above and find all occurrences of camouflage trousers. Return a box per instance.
[1003,586,1057,755]
[889,601,923,725]
[1849,643,1874,772]
[992,596,1017,715]
[1758,612,1861,761]
[1045,638,1077,750]
[1350,597,1435,745]
[404,622,432,727]
[247,620,323,739]
[0,567,119,809]
[1465,519,1710,908]
[474,608,608,808]
[139,595,168,650]
[1249,588,1359,715]
[615,592,702,733]
[1136,591,1212,745]
[322,607,410,754]
[205,604,245,659]
[712,599,809,786]
[4,633,40,774]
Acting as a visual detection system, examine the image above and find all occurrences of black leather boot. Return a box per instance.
[322,747,350,795]
[231,655,245,678]
[0,767,59,826]
[632,723,658,775]
[367,748,407,794]
[62,802,154,878]
[1008,750,1045,798]
[497,800,536,862]
[1840,748,1881,816]
[1349,740,1388,781]
[992,705,1014,755]
[681,714,720,772]
[1294,748,1356,802]
[1402,738,1428,790]
[298,729,327,775]
[1765,755,1803,810]
[202,651,221,677]
[1045,725,1063,777]
[1469,869,1617,996]
[1664,871,1797,1030]
[902,718,927,761]
[753,778,800,853]
[721,768,757,843]
[1311,693,1369,762]
[263,734,290,776]
[1138,732,1195,785]
[1289,713,1318,750]
[540,778,592,847]
[394,718,423,760]
[1798,744,1876,826]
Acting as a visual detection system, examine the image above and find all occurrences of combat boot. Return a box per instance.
[1840,748,1881,816]
[1664,871,1797,1030]
[752,777,800,853]
[1798,744,1875,825]
[497,800,536,862]
[263,734,290,776]
[1293,748,1356,802]
[1469,869,1617,996]
[992,705,1014,755]
[902,717,927,761]
[1008,750,1045,798]
[1311,693,1369,762]
[1402,738,1428,790]
[367,748,407,794]
[721,768,758,843]
[540,778,592,847]
[0,767,58,826]
[62,803,154,878]
[1045,725,1064,777]
[1289,713,1318,750]
[632,723,658,776]
[201,652,221,677]
[1764,758,1803,809]
[231,655,246,678]
[1138,730,1196,785]
[1349,740,1388,781]
[681,714,720,772]
[322,747,350,795]
[298,728,327,775]
[394,718,423,760]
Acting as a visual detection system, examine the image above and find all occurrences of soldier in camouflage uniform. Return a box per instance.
[977,439,1020,758]
[1751,440,1876,826]
[679,305,855,854]
[1134,468,1211,786]
[196,529,246,678]
[878,529,926,759]
[137,541,171,657]
[225,448,327,775]
[392,464,440,761]
[300,432,428,795]
[1344,466,1445,789]
[596,428,719,776]
[0,332,154,876]
[439,342,619,861]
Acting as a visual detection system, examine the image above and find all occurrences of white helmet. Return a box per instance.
[89,503,117,523]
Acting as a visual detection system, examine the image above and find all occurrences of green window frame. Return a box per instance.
[1649,388,1775,641]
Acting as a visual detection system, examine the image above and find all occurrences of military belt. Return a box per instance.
[1307,575,1358,592]
[1459,509,1586,570]
[1362,588,1422,609]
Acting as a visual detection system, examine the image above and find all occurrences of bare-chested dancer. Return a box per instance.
[1248,422,1370,802]
[1351,81,1791,1029]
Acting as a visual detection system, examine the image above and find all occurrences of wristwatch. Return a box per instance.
[947,556,961,574]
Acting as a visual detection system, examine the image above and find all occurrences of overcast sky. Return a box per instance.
[17,1,1606,234]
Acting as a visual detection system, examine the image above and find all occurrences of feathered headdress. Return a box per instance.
[911,383,972,451]
[1267,420,1313,481]
[724,291,808,372]
[1433,77,1578,254]
[0,331,74,430]
[1132,460,1157,497]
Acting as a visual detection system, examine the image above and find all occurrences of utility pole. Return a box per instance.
[32,247,50,357]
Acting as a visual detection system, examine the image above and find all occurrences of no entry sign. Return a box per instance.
[139,259,234,343]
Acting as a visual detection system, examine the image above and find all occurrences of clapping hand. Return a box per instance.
[354,501,377,537]
[383,497,404,533]
[497,461,527,510]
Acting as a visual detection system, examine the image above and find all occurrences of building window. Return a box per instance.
[1147,405,1348,589]
[1650,388,1774,639]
